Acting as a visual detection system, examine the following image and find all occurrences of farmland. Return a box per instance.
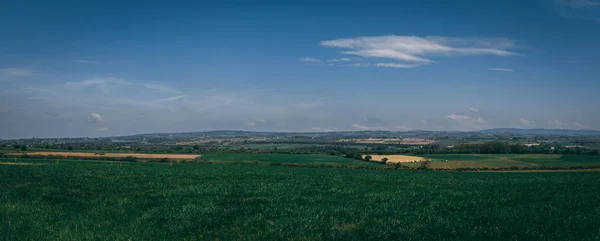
[8,151,201,159]
[201,153,382,167]
[2,159,600,240]
[407,154,600,169]
[364,154,425,163]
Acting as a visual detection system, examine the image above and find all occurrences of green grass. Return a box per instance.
[419,154,600,169]
[2,160,600,240]
[201,153,382,167]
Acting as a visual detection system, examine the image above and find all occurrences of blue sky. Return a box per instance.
[1,0,599,138]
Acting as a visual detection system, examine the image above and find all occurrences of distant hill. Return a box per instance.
[479,128,600,135]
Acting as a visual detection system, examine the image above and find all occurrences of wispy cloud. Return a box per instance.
[374,63,419,68]
[319,35,518,68]
[245,119,267,126]
[520,118,535,125]
[96,127,108,132]
[326,57,353,62]
[351,123,384,131]
[73,60,98,64]
[420,120,429,125]
[65,78,114,93]
[64,78,182,94]
[574,122,591,129]
[395,125,412,131]
[549,119,565,127]
[90,113,103,122]
[488,68,514,72]
[151,95,187,103]
[555,0,600,21]
[446,114,486,125]
[0,68,34,77]
[293,102,321,109]
[348,63,371,67]
[470,107,480,112]
[299,57,321,62]
[352,123,371,131]
[561,0,600,8]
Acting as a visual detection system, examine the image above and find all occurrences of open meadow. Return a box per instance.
[8,151,201,159]
[409,154,600,169]
[2,158,600,240]
[201,153,382,167]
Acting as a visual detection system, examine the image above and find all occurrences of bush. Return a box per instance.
[381,157,388,164]
[417,160,431,170]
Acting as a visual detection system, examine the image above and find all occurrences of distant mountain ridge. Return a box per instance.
[479,128,600,135]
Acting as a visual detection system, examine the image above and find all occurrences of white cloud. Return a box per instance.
[549,120,565,127]
[245,119,266,127]
[555,0,600,21]
[96,127,108,132]
[0,68,34,77]
[326,58,352,62]
[65,78,117,93]
[348,63,371,67]
[520,118,535,125]
[320,35,518,68]
[352,123,371,131]
[351,124,384,131]
[73,60,97,64]
[151,95,187,103]
[445,114,486,125]
[561,0,600,8]
[574,122,591,129]
[64,78,182,94]
[90,113,103,122]
[488,68,514,72]
[374,63,419,68]
[470,107,480,112]
[299,57,321,62]
[420,120,429,125]
[395,125,412,131]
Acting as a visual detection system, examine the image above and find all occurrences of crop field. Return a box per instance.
[412,154,600,169]
[7,151,201,159]
[201,153,381,167]
[1,158,600,240]
[363,154,425,163]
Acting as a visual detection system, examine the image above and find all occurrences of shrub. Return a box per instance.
[417,160,431,170]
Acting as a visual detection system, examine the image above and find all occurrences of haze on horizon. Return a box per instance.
[1,0,599,139]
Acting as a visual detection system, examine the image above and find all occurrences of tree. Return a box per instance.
[193,145,200,150]
[67,146,73,150]
[20,145,27,151]
[13,145,20,149]
[364,155,372,162]
[381,157,388,164]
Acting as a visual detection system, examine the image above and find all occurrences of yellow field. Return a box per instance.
[11,152,201,159]
[363,155,426,163]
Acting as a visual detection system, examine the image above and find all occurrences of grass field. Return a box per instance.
[1,159,600,240]
[8,151,201,159]
[201,153,382,167]
[412,154,600,169]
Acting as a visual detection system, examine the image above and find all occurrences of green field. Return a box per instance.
[2,159,600,240]
[201,153,382,167]
[416,154,600,169]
